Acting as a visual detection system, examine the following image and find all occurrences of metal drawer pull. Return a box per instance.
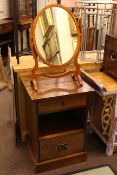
[56,144,69,152]
[111,52,117,60]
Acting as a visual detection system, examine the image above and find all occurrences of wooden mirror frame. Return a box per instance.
[30,4,82,91]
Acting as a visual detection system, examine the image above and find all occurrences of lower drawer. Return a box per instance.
[39,129,85,161]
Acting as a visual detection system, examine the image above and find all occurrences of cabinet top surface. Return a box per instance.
[11,56,46,72]
[11,56,102,73]
[21,74,94,101]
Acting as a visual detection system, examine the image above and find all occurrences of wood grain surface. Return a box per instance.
[89,72,117,93]
[21,74,94,101]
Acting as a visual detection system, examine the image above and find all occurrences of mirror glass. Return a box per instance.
[34,6,78,65]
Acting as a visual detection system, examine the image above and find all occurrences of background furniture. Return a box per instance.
[18,17,32,54]
[76,1,117,62]
[0,49,8,90]
[18,0,33,54]
[80,1,117,156]
[82,71,117,156]
[0,19,14,65]
[13,0,37,63]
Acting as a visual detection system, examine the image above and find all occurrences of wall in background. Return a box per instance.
[0,0,11,19]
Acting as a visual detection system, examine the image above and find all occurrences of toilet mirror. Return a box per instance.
[30,4,82,90]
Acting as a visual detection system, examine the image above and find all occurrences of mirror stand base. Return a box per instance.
[71,73,83,86]
[30,80,38,91]
[31,72,83,92]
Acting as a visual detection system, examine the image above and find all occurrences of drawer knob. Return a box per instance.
[111,52,117,60]
[56,143,69,152]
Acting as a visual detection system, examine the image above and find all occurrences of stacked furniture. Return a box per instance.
[81,1,117,156]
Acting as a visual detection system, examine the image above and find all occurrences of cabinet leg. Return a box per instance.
[106,143,114,156]
[106,117,117,156]
[14,122,21,146]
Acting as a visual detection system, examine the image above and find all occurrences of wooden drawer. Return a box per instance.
[38,94,86,114]
[0,23,13,35]
[39,129,85,161]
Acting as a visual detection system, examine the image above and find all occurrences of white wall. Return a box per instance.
[0,0,10,19]
[37,0,48,12]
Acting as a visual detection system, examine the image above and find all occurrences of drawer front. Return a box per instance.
[0,23,13,34]
[39,131,85,161]
[38,94,86,114]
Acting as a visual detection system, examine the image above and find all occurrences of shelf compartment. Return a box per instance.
[39,108,87,137]
[39,129,85,161]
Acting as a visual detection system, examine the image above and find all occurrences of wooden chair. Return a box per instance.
[18,17,32,53]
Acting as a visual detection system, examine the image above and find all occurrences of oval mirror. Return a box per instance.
[32,4,81,67]
[30,4,82,91]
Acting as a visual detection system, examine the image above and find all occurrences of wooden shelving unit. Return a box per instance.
[13,0,37,64]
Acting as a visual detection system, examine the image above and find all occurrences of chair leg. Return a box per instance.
[27,28,30,50]
[20,30,23,52]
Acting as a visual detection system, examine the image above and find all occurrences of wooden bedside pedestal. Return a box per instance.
[19,73,94,173]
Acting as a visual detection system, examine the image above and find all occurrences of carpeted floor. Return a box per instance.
[0,88,117,175]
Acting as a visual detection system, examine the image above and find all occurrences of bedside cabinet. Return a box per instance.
[18,73,94,173]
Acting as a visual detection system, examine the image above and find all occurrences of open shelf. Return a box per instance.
[39,108,87,137]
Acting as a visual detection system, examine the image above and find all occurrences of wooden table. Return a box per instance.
[19,72,94,173]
